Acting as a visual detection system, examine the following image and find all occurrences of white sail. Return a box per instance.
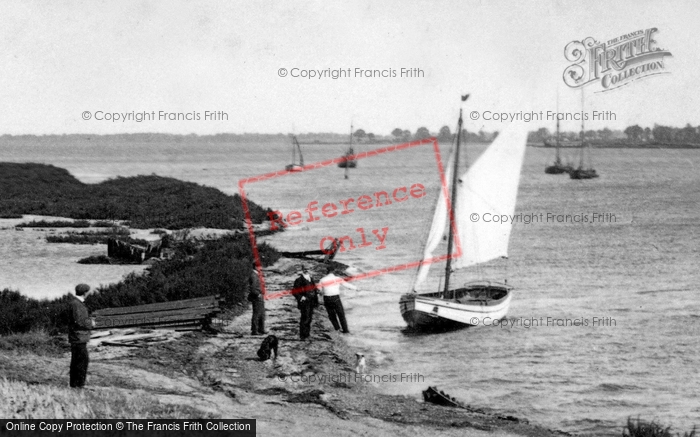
[413,148,454,287]
[452,123,528,269]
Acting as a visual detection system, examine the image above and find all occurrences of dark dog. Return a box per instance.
[257,335,278,361]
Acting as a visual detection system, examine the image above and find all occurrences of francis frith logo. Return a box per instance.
[563,27,672,92]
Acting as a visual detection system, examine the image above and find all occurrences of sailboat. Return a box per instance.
[399,98,528,331]
[544,111,573,174]
[338,124,357,170]
[570,90,598,179]
[285,136,304,172]
[569,134,598,179]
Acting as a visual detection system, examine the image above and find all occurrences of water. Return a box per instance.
[1,137,698,434]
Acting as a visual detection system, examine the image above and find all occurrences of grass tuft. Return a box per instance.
[623,417,697,437]
[0,330,67,356]
[0,378,218,419]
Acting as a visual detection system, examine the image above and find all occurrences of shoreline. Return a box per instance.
[1,257,569,436]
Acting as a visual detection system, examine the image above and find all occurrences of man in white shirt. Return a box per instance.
[318,265,357,334]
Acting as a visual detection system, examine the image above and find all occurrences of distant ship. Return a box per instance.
[570,90,599,180]
[338,124,357,170]
[285,136,304,172]
[545,110,573,175]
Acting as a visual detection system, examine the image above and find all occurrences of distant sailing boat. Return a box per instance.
[285,136,304,172]
[399,96,528,331]
[570,90,598,179]
[338,124,358,172]
[545,98,573,174]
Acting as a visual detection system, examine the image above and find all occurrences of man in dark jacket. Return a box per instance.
[292,265,318,340]
[68,283,94,388]
[249,261,266,335]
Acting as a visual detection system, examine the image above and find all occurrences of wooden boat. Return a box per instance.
[285,136,304,172]
[400,281,513,330]
[279,238,340,262]
[570,166,598,179]
[338,148,357,168]
[399,95,527,331]
[422,386,465,408]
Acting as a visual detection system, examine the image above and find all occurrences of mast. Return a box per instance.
[298,138,304,166]
[291,136,296,166]
[345,123,353,179]
[555,117,561,164]
[443,109,463,298]
[555,93,561,164]
[579,89,585,169]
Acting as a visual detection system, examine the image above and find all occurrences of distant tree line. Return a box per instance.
[622,123,700,144]
[388,126,495,143]
[528,127,621,143]
[4,123,697,146]
[528,124,700,145]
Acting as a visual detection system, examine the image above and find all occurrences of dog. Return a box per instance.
[355,353,366,374]
[257,335,278,361]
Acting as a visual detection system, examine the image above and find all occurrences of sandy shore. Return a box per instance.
[0,257,570,436]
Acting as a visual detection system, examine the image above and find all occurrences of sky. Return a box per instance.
[0,0,697,136]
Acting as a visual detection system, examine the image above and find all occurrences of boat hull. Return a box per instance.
[570,168,598,179]
[422,386,465,408]
[285,164,303,172]
[544,164,572,174]
[399,282,512,331]
[338,160,357,168]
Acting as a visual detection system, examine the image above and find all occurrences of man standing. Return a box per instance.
[318,265,358,334]
[68,283,94,388]
[292,265,317,340]
[248,260,266,335]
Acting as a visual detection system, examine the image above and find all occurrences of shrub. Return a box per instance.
[77,255,113,264]
[0,290,71,336]
[92,220,118,227]
[17,220,90,228]
[85,234,278,310]
[623,417,697,437]
[46,228,132,245]
[0,330,66,356]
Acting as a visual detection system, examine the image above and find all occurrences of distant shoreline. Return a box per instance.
[529,142,700,149]
[4,134,699,149]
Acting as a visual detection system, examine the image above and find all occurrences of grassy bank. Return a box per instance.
[0,162,271,229]
[0,378,216,419]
